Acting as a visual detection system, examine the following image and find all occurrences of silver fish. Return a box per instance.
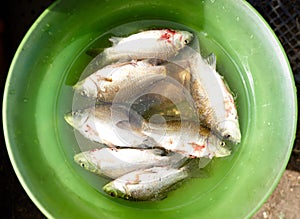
[64,103,153,147]
[100,29,193,64]
[73,60,167,101]
[188,51,241,143]
[154,46,240,144]
[139,120,230,159]
[103,166,189,201]
[74,148,186,179]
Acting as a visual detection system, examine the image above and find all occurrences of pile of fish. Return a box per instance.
[64,29,241,201]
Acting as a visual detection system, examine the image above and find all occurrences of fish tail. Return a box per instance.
[139,136,160,148]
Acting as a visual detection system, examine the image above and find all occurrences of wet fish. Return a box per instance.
[100,29,193,64]
[73,60,167,101]
[138,119,230,159]
[74,147,186,179]
[103,166,189,201]
[188,52,241,143]
[64,103,153,147]
[151,47,241,144]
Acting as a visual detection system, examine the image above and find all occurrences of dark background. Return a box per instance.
[0,0,299,218]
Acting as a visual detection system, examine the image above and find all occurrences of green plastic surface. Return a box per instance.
[3,0,297,218]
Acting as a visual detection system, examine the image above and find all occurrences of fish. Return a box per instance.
[65,101,229,158]
[64,103,155,147]
[73,59,167,101]
[142,120,230,159]
[148,47,241,144]
[116,119,230,159]
[99,29,193,65]
[188,51,241,143]
[103,166,189,201]
[74,147,187,179]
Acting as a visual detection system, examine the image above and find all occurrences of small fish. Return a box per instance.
[103,166,189,201]
[160,47,241,144]
[74,148,186,179]
[64,103,153,147]
[139,120,230,159]
[100,29,193,64]
[73,60,167,101]
[189,52,241,143]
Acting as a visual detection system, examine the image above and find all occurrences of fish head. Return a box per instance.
[173,30,194,49]
[64,109,90,128]
[73,78,98,99]
[207,134,231,158]
[218,120,241,144]
[103,182,131,200]
[74,152,100,174]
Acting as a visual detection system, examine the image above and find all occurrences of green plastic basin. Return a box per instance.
[3,0,297,218]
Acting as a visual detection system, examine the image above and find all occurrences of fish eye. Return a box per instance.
[184,39,189,44]
[220,141,226,147]
[80,90,88,97]
[109,191,117,197]
[80,163,85,168]
[71,111,78,116]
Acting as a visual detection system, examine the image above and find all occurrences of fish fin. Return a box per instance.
[109,36,124,46]
[112,104,146,128]
[182,158,211,178]
[140,136,159,148]
[152,148,169,156]
[150,192,169,201]
[151,178,187,201]
[115,118,159,149]
[204,53,217,70]
[147,58,167,66]
[168,152,189,168]
[115,120,134,130]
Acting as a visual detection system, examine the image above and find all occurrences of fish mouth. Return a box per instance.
[215,120,241,144]
[64,112,74,127]
[103,183,118,197]
[103,184,131,200]
[74,153,100,173]
[64,111,89,128]
[217,146,231,157]
[216,138,232,157]
[73,153,85,165]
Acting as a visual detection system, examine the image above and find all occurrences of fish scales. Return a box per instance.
[74,148,186,179]
[103,166,189,201]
